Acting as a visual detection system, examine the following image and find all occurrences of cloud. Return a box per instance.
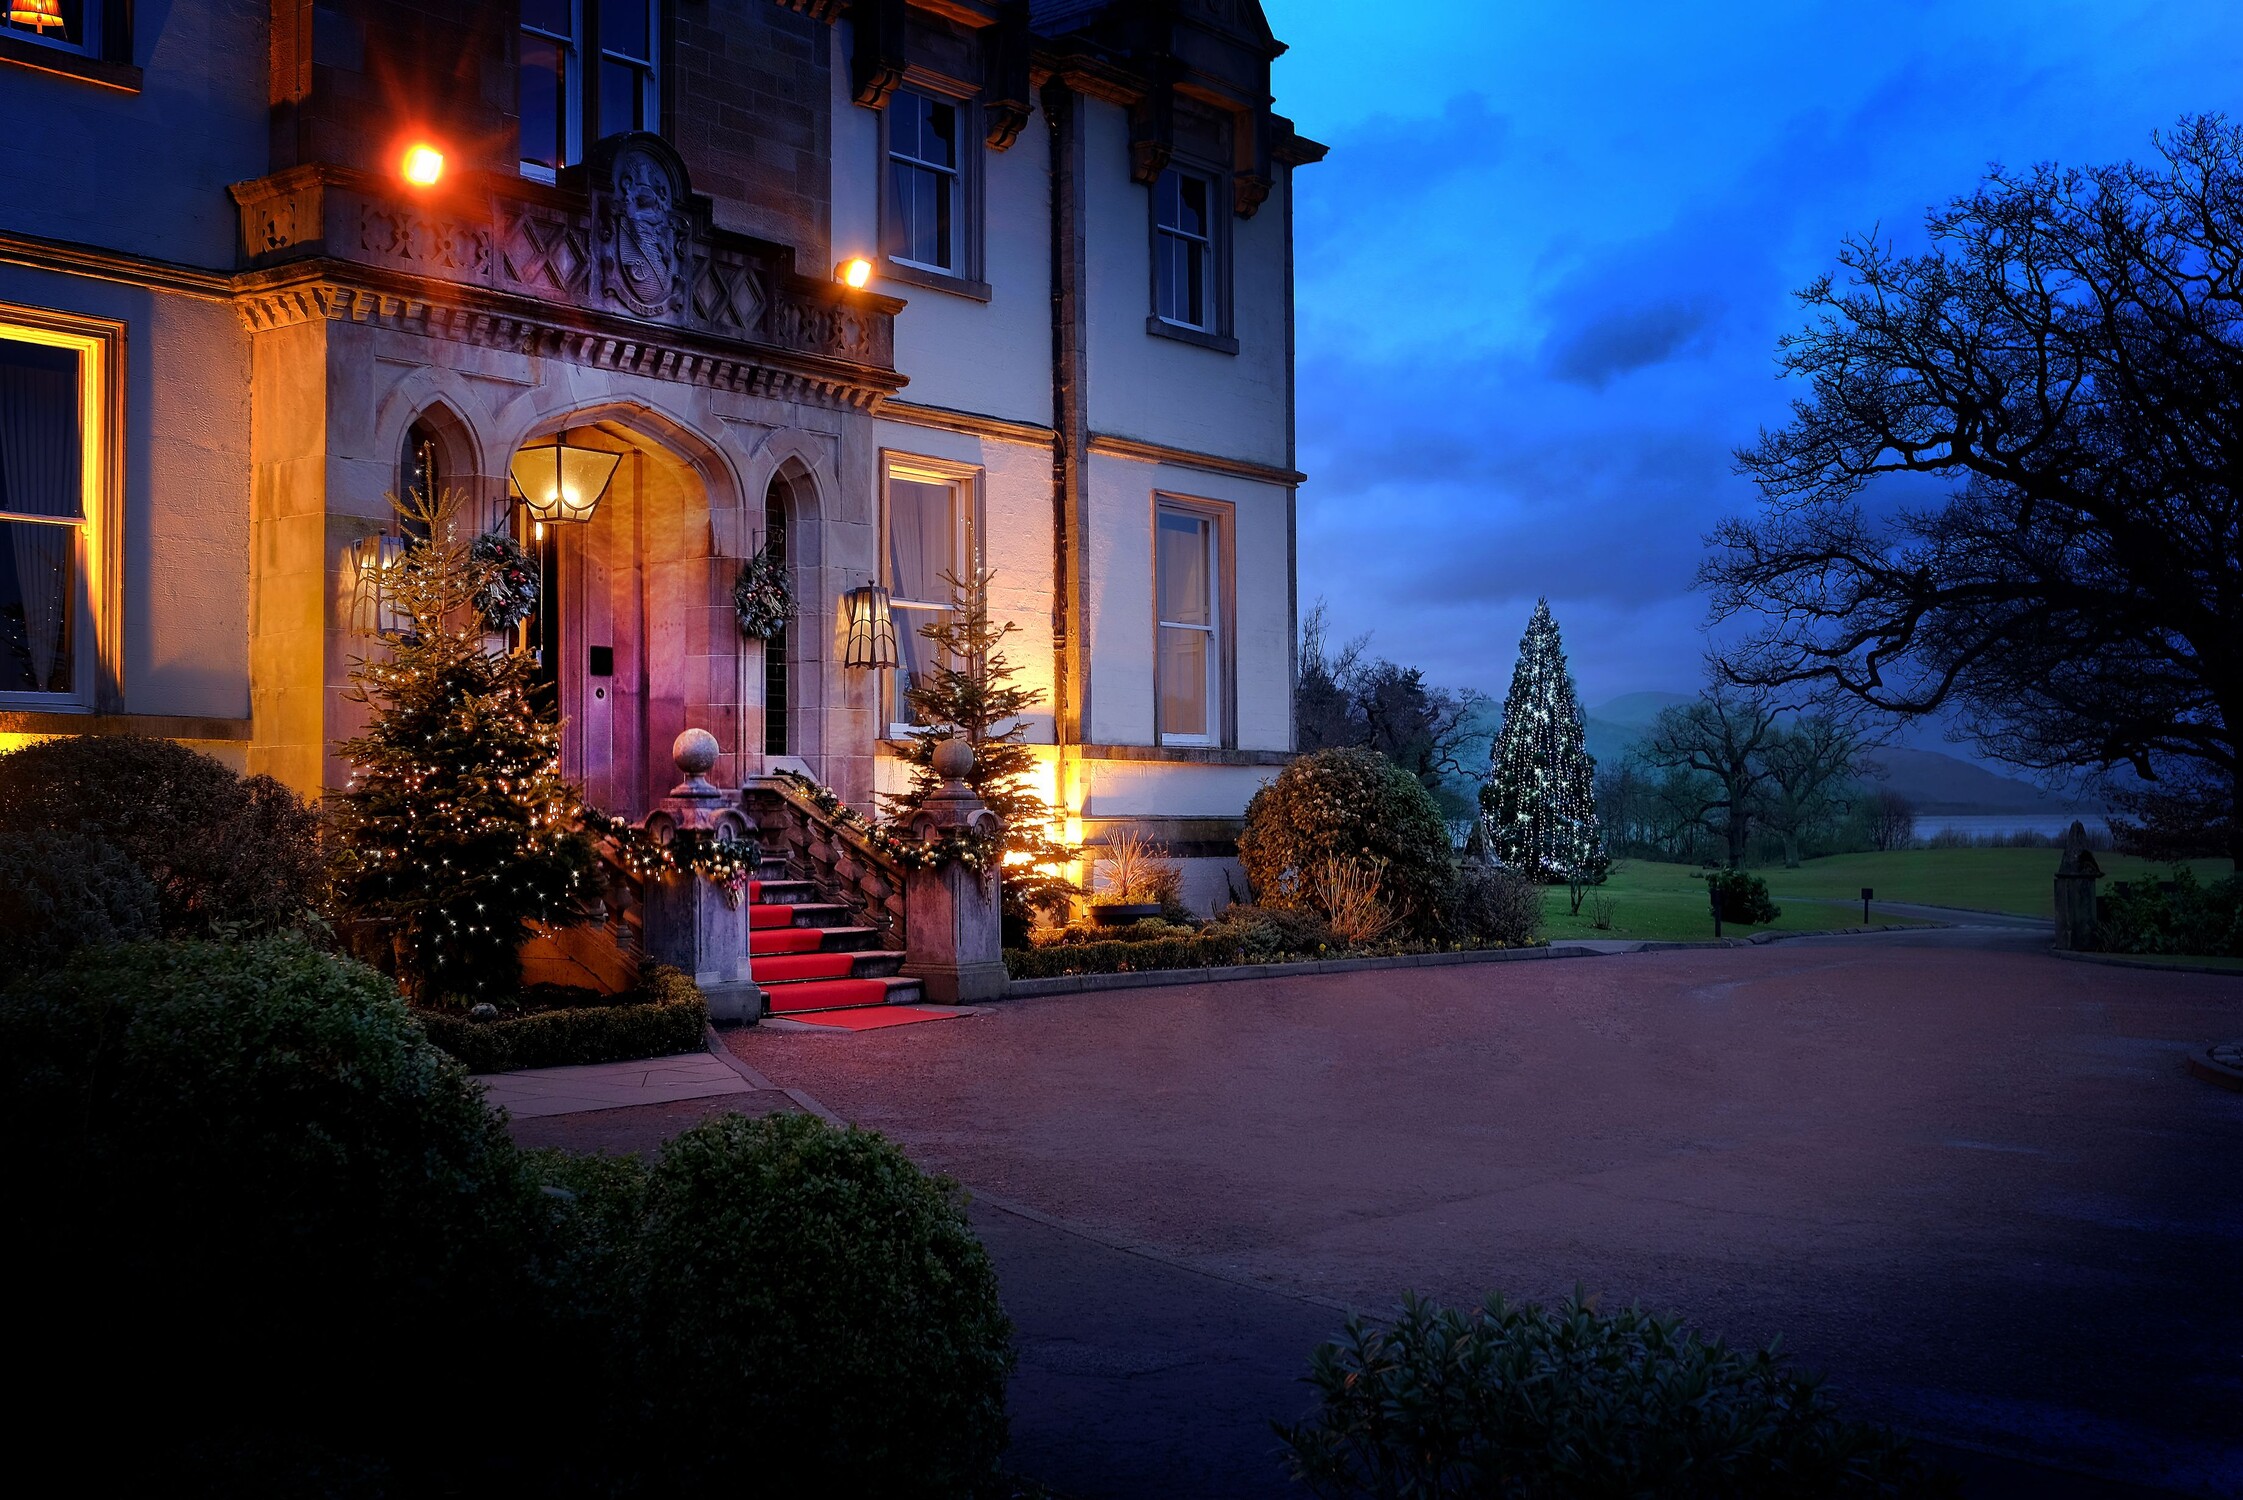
[1542,297,1720,387]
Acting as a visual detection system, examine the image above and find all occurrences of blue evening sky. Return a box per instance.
[1272,0,2243,710]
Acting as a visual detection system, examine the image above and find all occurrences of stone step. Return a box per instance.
[763,974,925,1015]
[780,902,857,929]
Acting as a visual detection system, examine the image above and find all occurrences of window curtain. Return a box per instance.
[0,345,81,692]
[1157,512,1209,625]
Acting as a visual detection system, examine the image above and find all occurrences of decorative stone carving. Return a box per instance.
[598,139,686,319]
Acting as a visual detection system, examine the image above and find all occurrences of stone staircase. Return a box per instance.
[747,845,925,1015]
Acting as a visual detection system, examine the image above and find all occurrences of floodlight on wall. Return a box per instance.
[843,581,898,669]
[349,533,410,637]
[509,436,621,525]
[836,256,874,290]
[8,1,64,30]
[400,142,446,187]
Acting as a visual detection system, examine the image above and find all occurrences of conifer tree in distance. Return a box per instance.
[1481,599,1606,884]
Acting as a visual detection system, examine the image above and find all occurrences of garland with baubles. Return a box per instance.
[582,810,758,906]
[733,546,794,639]
[774,769,1005,873]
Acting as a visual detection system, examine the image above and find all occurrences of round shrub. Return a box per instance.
[0,936,548,1487]
[0,830,159,971]
[629,1111,1014,1497]
[1239,748,1457,935]
[1282,1289,1941,1498]
[1707,867,1782,925]
[0,734,323,936]
[1446,863,1544,947]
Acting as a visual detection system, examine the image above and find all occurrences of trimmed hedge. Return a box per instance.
[1007,933,1264,978]
[415,965,707,1073]
[0,830,160,972]
[1282,1289,1940,1498]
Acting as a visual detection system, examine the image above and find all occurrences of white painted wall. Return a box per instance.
[0,0,269,269]
[1080,759,1277,818]
[1078,97,1293,470]
[0,264,252,719]
[829,26,1054,427]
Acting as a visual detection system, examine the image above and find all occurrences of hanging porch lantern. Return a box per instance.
[348,533,410,637]
[8,2,65,31]
[843,581,898,669]
[509,435,622,525]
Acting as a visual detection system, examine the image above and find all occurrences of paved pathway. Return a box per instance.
[473,1049,756,1118]
[720,929,2243,1499]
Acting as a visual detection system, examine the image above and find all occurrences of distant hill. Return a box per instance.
[1580,695,2094,816]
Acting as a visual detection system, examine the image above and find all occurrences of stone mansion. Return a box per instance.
[0,0,1321,909]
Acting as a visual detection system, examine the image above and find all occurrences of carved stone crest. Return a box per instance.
[598,140,684,319]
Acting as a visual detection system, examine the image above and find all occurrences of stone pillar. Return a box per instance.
[2053,819,2103,951]
[640,729,765,1024]
[899,740,1008,1003]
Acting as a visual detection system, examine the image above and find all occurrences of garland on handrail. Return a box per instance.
[772,769,1004,874]
[582,810,758,906]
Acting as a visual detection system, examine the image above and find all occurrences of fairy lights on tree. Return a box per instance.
[329,486,595,1005]
[1481,599,1607,885]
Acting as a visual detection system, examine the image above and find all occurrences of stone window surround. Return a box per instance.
[1150,491,1235,751]
[0,0,137,92]
[876,71,993,303]
[0,303,124,716]
[1144,142,1237,355]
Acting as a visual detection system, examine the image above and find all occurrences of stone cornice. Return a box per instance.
[0,230,235,302]
[1088,432,1304,487]
[876,398,1055,446]
[0,710,252,741]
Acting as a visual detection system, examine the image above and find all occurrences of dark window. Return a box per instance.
[520,0,659,181]
[1154,169,1213,329]
[398,421,439,544]
[886,91,960,272]
[0,337,84,697]
[762,476,790,757]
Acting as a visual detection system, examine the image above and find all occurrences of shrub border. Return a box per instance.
[415,967,708,1074]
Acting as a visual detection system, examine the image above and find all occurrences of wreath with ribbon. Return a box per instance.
[471,531,540,632]
[733,546,794,639]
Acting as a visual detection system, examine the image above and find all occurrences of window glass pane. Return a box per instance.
[599,57,646,139]
[2,0,89,50]
[1184,239,1205,325]
[894,604,944,725]
[600,0,649,59]
[0,340,82,522]
[0,519,75,694]
[519,34,567,170]
[1155,170,1180,230]
[889,94,921,160]
[1158,626,1208,737]
[1176,174,1207,238]
[928,167,953,269]
[522,0,572,35]
[1157,511,1209,626]
[922,97,957,169]
[886,478,954,606]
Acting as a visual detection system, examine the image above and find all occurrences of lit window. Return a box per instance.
[2,0,99,59]
[1154,169,1213,330]
[883,461,971,731]
[0,325,104,707]
[886,91,961,273]
[520,0,660,182]
[1155,506,1220,744]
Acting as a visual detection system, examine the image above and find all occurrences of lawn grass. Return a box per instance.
[1539,860,1934,944]
[1751,847,2235,920]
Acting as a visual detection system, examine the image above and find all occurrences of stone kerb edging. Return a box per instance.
[2053,949,2243,977]
[1003,923,1928,999]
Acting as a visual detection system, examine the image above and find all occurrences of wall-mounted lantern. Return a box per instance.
[348,533,410,637]
[509,436,621,526]
[843,581,897,669]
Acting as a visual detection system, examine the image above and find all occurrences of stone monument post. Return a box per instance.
[2053,819,2103,951]
[639,728,764,1024]
[899,740,1009,1003]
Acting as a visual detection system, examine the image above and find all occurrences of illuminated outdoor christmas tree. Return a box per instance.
[329,487,594,1004]
[1481,599,1606,883]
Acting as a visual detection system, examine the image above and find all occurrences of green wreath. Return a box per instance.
[733,546,793,639]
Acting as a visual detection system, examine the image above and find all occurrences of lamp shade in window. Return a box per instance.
[508,436,621,525]
[843,581,898,669]
[8,1,64,30]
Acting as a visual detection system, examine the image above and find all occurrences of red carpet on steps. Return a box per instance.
[787,1006,960,1031]
[749,926,825,955]
[749,903,803,930]
[750,952,856,982]
[765,977,893,1013]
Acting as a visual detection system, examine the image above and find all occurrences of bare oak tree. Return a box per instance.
[1704,116,2243,860]
[1636,684,1779,867]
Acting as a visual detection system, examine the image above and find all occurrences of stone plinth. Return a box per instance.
[640,728,764,1024]
[899,740,1008,1004]
[2053,819,2103,951]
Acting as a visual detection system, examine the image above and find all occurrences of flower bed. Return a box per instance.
[414,965,707,1073]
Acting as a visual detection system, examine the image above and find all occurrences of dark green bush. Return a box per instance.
[2097,867,2243,956]
[0,829,159,971]
[0,936,553,1490]
[1007,931,1257,978]
[1706,867,1782,925]
[1204,901,1337,958]
[625,1112,1014,1497]
[0,734,323,936]
[1239,748,1458,936]
[1446,864,1544,947]
[1280,1290,1942,1499]
[415,964,708,1073]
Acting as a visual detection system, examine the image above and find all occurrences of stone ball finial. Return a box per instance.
[673,727,721,777]
[932,737,975,781]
